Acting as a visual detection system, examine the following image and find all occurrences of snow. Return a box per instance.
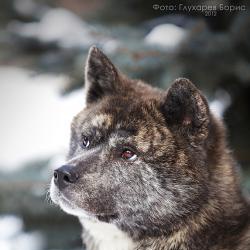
[102,39,120,54]
[0,66,85,171]
[8,8,98,49]
[13,0,47,18]
[145,24,187,50]
[209,89,231,118]
[0,215,23,239]
[0,215,44,250]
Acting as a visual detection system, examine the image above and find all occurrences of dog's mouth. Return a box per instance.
[50,180,118,222]
[50,179,91,218]
[96,213,118,222]
[59,193,118,222]
[59,194,75,208]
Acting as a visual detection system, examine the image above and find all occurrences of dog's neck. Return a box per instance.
[79,217,136,250]
[79,218,199,250]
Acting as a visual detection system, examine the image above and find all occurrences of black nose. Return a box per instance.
[54,165,79,189]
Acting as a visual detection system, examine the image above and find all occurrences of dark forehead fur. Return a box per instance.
[73,78,165,133]
[100,86,162,125]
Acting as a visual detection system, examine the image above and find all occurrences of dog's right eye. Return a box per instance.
[121,149,137,161]
[82,136,90,148]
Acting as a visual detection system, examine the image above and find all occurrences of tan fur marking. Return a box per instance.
[136,127,151,152]
[91,114,112,128]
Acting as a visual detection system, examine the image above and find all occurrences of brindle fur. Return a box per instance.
[51,46,250,250]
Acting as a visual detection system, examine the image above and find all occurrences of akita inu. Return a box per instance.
[50,46,250,250]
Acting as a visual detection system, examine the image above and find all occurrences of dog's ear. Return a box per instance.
[84,46,121,104]
[160,78,210,140]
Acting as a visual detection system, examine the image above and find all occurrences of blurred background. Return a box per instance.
[0,0,250,249]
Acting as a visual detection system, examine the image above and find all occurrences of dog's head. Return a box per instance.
[50,46,217,237]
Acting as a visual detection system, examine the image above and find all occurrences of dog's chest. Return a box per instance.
[80,218,135,250]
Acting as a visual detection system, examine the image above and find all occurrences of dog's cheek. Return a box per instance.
[112,162,156,211]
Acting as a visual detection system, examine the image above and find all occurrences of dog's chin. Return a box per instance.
[59,196,118,222]
[58,196,94,219]
[49,179,118,223]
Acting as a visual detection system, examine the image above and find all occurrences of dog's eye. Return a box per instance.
[82,136,90,148]
[121,149,137,161]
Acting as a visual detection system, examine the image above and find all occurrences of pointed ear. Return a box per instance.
[84,46,121,104]
[160,78,210,140]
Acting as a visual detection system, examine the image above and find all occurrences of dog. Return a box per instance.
[50,46,250,250]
